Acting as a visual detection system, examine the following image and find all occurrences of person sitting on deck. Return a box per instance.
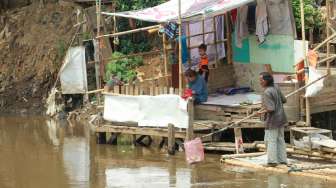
[258,72,288,167]
[185,69,208,104]
[198,44,209,82]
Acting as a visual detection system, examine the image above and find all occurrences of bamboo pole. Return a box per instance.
[96,25,161,39]
[299,0,311,126]
[312,32,336,51]
[162,33,169,86]
[95,0,102,104]
[318,55,336,64]
[327,0,331,75]
[178,0,183,95]
[221,152,266,159]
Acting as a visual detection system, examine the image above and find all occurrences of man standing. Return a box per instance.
[259,72,287,167]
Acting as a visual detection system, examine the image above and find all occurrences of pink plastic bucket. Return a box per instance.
[184,137,204,164]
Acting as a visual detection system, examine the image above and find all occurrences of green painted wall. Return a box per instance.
[249,35,295,73]
[232,33,295,73]
[232,33,250,64]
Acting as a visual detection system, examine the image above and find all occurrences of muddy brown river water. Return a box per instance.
[0,116,335,188]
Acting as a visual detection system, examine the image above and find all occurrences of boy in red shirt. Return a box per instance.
[198,44,209,82]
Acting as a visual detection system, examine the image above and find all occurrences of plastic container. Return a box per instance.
[184,137,204,164]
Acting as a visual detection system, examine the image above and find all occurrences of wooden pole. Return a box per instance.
[213,16,219,64]
[96,25,161,39]
[168,124,175,155]
[299,0,311,126]
[162,33,169,86]
[186,98,194,141]
[202,18,205,44]
[95,0,102,104]
[187,21,191,65]
[312,32,336,51]
[221,152,266,159]
[327,1,334,75]
[178,0,183,94]
[225,13,233,64]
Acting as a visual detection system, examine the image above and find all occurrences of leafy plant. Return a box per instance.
[105,52,143,83]
[113,0,165,54]
[292,0,324,31]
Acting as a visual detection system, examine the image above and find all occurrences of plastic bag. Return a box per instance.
[305,67,324,97]
[184,138,204,164]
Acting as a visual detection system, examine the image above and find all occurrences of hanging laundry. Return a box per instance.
[247,4,256,34]
[231,9,238,23]
[183,16,226,66]
[235,5,249,48]
[164,22,178,40]
[256,0,268,44]
[175,35,189,64]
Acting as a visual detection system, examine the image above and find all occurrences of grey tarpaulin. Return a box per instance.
[60,46,88,94]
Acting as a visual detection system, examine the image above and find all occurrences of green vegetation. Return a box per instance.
[105,52,143,82]
[104,0,164,83]
[292,0,324,31]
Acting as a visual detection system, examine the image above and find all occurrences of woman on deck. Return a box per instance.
[259,72,288,167]
[185,69,208,104]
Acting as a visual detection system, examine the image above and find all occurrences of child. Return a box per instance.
[198,44,209,82]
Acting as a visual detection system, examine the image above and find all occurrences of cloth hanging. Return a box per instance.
[183,16,226,67]
[256,0,268,44]
[175,35,189,64]
[164,22,178,40]
[235,5,249,48]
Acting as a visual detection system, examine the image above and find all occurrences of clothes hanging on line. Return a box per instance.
[256,0,268,44]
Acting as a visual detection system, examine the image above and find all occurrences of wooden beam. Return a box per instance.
[221,152,266,159]
[96,25,161,39]
[299,0,311,126]
[95,124,187,139]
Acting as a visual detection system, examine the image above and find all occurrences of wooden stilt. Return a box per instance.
[327,0,331,75]
[299,0,311,126]
[107,133,118,145]
[95,0,102,104]
[168,124,176,155]
[186,99,194,141]
[97,132,106,144]
[163,33,169,86]
[234,128,244,154]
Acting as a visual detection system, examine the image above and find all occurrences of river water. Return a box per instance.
[0,116,334,188]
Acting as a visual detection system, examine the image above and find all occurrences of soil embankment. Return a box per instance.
[0,2,78,114]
